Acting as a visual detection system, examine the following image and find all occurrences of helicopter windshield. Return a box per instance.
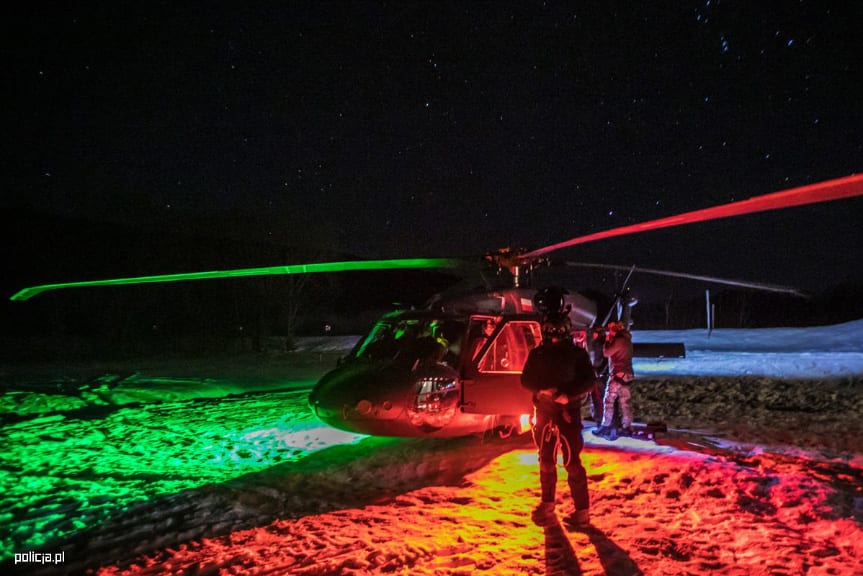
[352,317,466,365]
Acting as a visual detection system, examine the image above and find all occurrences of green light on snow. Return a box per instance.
[10,258,462,301]
[0,386,368,561]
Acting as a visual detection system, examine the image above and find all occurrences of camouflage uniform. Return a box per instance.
[601,328,634,430]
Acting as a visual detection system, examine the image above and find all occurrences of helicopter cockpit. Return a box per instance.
[349,315,467,367]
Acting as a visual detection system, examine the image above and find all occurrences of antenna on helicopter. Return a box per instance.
[600,265,637,328]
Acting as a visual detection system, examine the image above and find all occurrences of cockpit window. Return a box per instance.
[466,316,499,360]
[477,321,542,373]
[352,318,466,365]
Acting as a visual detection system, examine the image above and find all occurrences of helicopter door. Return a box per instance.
[461,320,542,416]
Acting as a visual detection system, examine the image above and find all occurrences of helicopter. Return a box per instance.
[10,174,863,438]
[308,281,641,438]
[304,257,802,438]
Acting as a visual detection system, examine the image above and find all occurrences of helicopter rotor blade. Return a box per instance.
[523,173,863,259]
[563,261,808,297]
[10,258,464,301]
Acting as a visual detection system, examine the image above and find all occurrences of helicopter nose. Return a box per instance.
[308,381,343,420]
[310,366,407,430]
[314,390,402,423]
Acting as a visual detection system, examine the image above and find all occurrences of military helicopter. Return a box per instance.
[309,283,603,438]
[11,174,863,438]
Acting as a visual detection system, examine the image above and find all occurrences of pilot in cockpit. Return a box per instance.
[470,318,497,360]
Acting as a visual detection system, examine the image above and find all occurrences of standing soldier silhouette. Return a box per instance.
[595,321,635,439]
[521,288,597,528]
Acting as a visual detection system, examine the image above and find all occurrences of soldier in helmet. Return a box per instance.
[594,321,635,439]
[521,288,597,529]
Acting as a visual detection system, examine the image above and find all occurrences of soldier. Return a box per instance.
[470,318,496,360]
[595,321,635,439]
[580,327,607,424]
[521,309,597,529]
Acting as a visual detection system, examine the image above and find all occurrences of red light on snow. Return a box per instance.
[94,444,863,574]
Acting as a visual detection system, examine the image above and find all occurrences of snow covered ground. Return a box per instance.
[633,320,863,379]
[1,320,862,575]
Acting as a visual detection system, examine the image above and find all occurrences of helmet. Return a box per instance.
[482,319,496,335]
[542,312,572,340]
[533,287,570,315]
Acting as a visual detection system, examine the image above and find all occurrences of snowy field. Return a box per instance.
[1,320,862,575]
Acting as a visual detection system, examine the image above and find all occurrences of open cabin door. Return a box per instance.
[461,319,542,416]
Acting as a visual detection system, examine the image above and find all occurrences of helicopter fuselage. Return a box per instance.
[308,288,599,437]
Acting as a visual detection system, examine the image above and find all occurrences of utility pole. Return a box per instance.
[705,289,713,336]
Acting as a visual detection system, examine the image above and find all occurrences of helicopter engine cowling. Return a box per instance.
[408,363,461,431]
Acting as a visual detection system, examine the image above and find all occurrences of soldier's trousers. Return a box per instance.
[601,377,632,428]
[532,408,589,511]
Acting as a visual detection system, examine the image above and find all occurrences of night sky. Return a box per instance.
[5,2,863,293]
